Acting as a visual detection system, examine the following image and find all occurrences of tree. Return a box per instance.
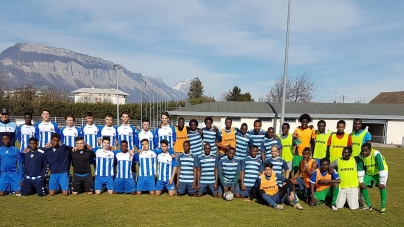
[187,77,204,99]
[266,72,316,102]
[219,91,229,101]
[225,86,254,102]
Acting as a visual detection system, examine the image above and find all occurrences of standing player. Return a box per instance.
[0,108,17,147]
[95,137,115,195]
[0,133,22,196]
[81,112,99,151]
[17,112,36,153]
[176,141,198,196]
[248,120,266,163]
[173,117,188,161]
[313,120,332,165]
[98,114,118,150]
[261,127,281,162]
[201,117,219,157]
[155,140,176,196]
[70,137,95,195]
[114,140,136,195]
[136,139,157,195]
[187,119,203,157]
[327,120,352,163]
[292,114,315,173]
[22,138,47,196]
[351,119,371,157]
[60,114,81,147]
[216,117,237,159]
[359,143,388,214]
[155,112,176,148]
[217,147,240,198]
[134,119,158,151]
[35,109,59,147]
[116,112,136,151]
[278,123,294,177]
[266,146,289,187]
[235,123,250,160]
[236,145,263,200]
[197,143,218,197]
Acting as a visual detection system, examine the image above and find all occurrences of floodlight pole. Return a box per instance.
[280,0,291,134]
[113,64,122,125]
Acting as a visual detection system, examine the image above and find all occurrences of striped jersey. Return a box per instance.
[81,124,99,149]
[260,137,281,160]
[35,121,59,147]
[218,157,240,186]
[135,130,158,150]
[156,125,176,148]
[235,132,250,160]
[177,153,197,183]
[188,130,203,157]
[157,152,176,181]
[95,149,115,177]
[99,125,117,149]
[242,156,263,187]
[248,129,267,158]
[266,157,289,186]
[115,152,134,179]
[198,154,217,184]
[138,150,157,177]
[17,124,36,152]
[201,127,218,156]
[117,125,136,150]
[60,126,81,147]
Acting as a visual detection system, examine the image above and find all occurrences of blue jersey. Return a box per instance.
[35,121,59,147]
[135,130,158,150]
[81,124,99,149]
[115,152,133,179]
[266,157,288,186]
[248,129,266,158]
[23,149,47,177]
[43,145,71,174]
[235,132,250,160]
[95,149,115,177]
[0,146,21,176]
[98,125,117,149]
[201,127,218,156]
[156,125,176,148]
[188,130,203,157]
[242,156,263,187]
[310,169,340,184]
[0,120,17,147]
[177,153,197,183]
[260,137,281,160]
[198,154,217,185]
[138,150,157,177]
[60,126,82,147]
[218,157,240,186]
[157,152,176,181]
[117,125,136,150]
[17,124,36,152]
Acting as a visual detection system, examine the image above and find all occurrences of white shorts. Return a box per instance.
[286,161,292,172]
[336,187,359,210]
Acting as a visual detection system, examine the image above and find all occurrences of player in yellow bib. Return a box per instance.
[173,117,188,161]
[292,114,315,173]
[216,117,237,159]
[351,119,371,157]
[327,120,352,162]
[313,120,332,166]
[278,123,294,177]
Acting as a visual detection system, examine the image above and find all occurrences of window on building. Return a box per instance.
[259,117,272,122]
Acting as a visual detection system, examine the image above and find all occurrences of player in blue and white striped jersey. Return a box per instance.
[266,146,289,187]
[155,112,176,149]
[35,109,59,147]
[236,145,263,199]
[176,141,198,196]
[217,147,240,198]
[95,137,115,195]
[261,127,282,161]
[197,143,218,197]
[81,112,99,150]
[201,117,219,157]
[16,112,36,153]
[135,119,158,150]
[98,114,118,150]
[187,119,203,157]
[136,139,157,195]
[235,123,250,160]
[248,119,266,163]
[60,115,82,147]
[155,140,177,197]
[114,140,136,194]
[117,112,136,150]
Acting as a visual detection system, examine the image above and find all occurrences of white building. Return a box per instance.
[168,101,404,145]
[71,87,129,104]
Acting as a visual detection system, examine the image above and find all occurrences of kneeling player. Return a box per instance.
[155,140,176,196]
[236,145,263,200]
[114,140,136,195]
[22,138,47,196]
[71,137,95,195]
[217,147,240,198]
[0,134,22,196]
[176,141,198,196]
[136,139,157,195]
[197,143,218,197]
[95,137,115,195]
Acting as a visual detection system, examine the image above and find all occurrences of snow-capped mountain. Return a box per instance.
[173,79,191,94]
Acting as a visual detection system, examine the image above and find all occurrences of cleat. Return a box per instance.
[332,205,338,211]
[380,208,386,214]
[275,205,284,210]
[294,203,304,210]
[362,205,372,210]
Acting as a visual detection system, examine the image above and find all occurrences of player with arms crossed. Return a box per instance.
[70,137,95,195]
[197,143,218,197]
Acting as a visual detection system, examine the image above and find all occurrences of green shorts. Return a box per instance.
[364,175,380,188]
[314,188,331,202]
[292,155,303,171]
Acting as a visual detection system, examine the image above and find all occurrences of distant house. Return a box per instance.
[71,87,129,104]
[370,91,404,104]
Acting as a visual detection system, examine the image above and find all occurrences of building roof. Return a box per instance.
[71,88,129,96]
[168,101,404,120]
[369,91,404,104]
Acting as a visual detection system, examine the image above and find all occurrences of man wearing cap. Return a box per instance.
[0,108,17,147]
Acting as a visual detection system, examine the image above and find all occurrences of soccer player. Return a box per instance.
[217,147,240,198]
[81,112,99,151]
[0,108,17,147]
[155,112,176,149]
[22,138,46,196]
[197,143,218,197]
[134,119,158,151]
[98,114,118,150]
[313,120,332,165]
[117,112,136,150]
[70,137,95,195]
[359,143,388,214]
[201,117,219,157]
[60,114,82,147]
[95,137,115,195]
[310,158,340,209]
[17,112,36,153]
[261,127,282,162]
[216,117,237,159]
[235,123,250,160]
[266,146,289,187]
[176,141,198,196]
[292,114,315,173]
[0,133,22,196]
[114,140,136,195]
[236,145,263,200]
[248,120,266,163]
[327,120,352,163]
[351,119,371,157]
[249,162,303,210]
[173,117,188,161]
[331,146,360,210]
[187,119,203,157]
[136,139,157,195]
[155,140,176,196]
[278,123,294,177]
[35,109,59,147]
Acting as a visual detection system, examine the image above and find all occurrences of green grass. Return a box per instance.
[1,148,403,226]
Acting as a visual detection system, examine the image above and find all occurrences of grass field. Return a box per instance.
[1,148,403,226]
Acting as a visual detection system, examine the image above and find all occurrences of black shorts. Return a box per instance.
[71,174,93,193]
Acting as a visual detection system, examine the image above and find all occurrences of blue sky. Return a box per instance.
[0,0,403,103]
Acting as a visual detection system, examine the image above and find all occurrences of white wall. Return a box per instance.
[386,120,404,145]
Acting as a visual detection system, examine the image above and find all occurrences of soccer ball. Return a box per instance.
[224,191,234,201]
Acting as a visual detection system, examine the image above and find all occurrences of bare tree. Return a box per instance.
[266,72,316,103]
[219,91,229,101]
[42,86,73,102]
